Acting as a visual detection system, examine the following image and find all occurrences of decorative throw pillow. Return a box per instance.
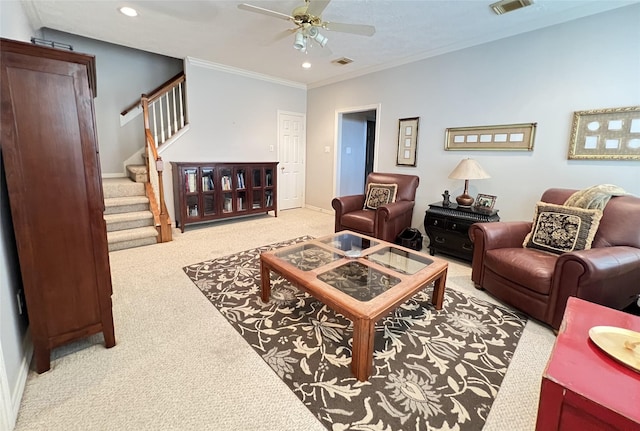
[363,183,398,210]
[523,202,603,254]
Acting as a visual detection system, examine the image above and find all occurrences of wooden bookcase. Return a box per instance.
[171,162,278,232]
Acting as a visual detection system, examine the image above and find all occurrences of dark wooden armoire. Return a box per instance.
[0,38,115,373]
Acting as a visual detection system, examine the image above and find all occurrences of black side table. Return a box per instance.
[424,202,500,262]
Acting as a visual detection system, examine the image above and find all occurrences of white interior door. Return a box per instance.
[278,111,305,210]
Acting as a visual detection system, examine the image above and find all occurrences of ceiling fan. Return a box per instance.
[238,0,376,52]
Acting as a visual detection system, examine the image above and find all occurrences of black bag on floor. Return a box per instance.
[396,227,423,251]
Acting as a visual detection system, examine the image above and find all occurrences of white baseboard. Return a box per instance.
[0,331,32,431]
[303,204,333,215]
[0,346,11,431]
[102,173,127,179]
[11,334,32,426]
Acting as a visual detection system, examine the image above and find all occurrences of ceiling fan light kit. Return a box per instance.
[308,27,328,48]
[294,32,306,50]
[238,0,375,53]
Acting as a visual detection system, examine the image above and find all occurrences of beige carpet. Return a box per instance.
[13,208,555,431]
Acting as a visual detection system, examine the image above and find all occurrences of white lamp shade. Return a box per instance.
[448,158,490,180]
[294,32,306,50]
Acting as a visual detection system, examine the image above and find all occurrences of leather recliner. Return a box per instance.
[331,172,419,243]
[469,188,640,329]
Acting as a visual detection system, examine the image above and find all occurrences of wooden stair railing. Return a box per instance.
[144,129,172,243]
[130,71,187,243]
[140,72,187,147]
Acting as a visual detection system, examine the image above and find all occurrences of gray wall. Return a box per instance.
[40,29,184,175]
[160,58,307,223]
[1,2,639,427]
[0,2,40,427]
[307,4,640,226]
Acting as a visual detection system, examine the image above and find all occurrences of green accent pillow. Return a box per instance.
[363,183,398,210]
[523,202,603,254]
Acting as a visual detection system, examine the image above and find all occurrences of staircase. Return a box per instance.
[103,71,186,251]
[103,177,158,252]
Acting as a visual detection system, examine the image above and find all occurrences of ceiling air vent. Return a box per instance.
[490,0,534,15]
[332,57,354,66]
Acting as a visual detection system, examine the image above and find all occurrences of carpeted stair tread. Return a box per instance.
[105,195,149,206]
[102,177,160,251]
[104,195,150,215]
[107,226,158,243]
[127,164,148,183]
[104,210,153,223]
[107,226,158,252]
[104,211,154,232]
[102,177,145,198]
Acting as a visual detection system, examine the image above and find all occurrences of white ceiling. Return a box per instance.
[21,0,638,87]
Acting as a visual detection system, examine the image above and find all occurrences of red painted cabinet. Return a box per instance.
[536,297,640,430]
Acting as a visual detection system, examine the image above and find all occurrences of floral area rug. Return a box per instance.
[183,237,527,431]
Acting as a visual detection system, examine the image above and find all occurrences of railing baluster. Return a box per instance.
[152,102,158,145]
[179,82,185,128]
[172,87,178,134]
[159,99,165,144]
[165,93,172,139]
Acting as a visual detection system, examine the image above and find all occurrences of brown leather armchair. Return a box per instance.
[332,172,419,243]
[469,188,640,329]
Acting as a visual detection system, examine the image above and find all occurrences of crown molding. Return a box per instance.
[186,57,307,90]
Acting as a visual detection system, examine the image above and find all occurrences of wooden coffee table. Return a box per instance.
[260,231,448,381]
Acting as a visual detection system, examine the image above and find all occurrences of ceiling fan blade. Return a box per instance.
[271,28,297,44]
[306,0,331,17]
[237,3,293,21]
[323,21,376,36]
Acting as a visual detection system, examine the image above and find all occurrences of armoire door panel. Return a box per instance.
[1,38,115,373]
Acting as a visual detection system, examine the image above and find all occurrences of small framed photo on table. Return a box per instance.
[474,194,496,211]
[396,117,419,166]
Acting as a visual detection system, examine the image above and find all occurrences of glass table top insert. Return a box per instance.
[317,261,402,301]
[271,234,435,301]
[318,233,379,253]
[366,247,433,275]
[274,244,342,271]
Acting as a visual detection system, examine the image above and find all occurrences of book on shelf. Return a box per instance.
[223,197,233,212]
[265,193,272,207]
[236,172,245,189]
[202,175,214,191]
[237,196,244,210]
[221,175,232,191]
[187,204,198,217]
[186,171,197,193]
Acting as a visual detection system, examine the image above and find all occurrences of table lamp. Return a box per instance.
[448,158,490,207]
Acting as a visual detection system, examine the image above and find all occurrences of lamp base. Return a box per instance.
[456,193,474,207]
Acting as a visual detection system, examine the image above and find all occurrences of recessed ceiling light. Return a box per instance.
[302,62,311,69]
[119,6,138,17]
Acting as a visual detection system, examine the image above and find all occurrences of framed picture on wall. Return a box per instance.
[396,117,419,166]
[445,123,536,151]
[568,106,640,160]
